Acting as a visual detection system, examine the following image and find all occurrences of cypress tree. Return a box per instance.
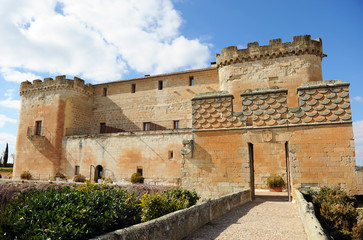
[3,143,8,167]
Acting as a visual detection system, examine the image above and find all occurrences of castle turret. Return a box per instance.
[14,76,94,180]
[216,35,325,110]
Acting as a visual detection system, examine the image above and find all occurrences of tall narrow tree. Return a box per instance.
[3,143,8,167]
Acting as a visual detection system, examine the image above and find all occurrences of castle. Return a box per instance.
[14,35,363,199]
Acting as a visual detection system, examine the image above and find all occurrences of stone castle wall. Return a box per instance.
[185,79,361,197]
[63,130,192,185]
[90,68,218,133]
[13,35,362,199]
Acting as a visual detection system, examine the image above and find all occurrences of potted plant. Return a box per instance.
[20,170,32,180]
[131,172,144,184]
[267,174,285,192]
[54,172,66,181]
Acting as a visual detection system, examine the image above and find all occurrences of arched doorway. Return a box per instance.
[94,165,103,183]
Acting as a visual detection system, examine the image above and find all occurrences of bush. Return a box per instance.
[306,186,360,240]
[140,188,199,222]
[131,172,144,184]
[266,174,285,188]
[55,172,66,180]
[0,184,141,240]
[73,174,86,182]
[20,171,32,180]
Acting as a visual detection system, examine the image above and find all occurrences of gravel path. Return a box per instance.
[184,192,307,240]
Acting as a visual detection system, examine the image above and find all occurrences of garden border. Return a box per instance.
[91,189,251,240]
[295,189,328,240]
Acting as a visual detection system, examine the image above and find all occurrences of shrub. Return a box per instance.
[266,174,285,188]
[20,171,32,180]
[131,172,144,184]
[55,172,66,179]
[73,174,86,182]
[306,186,360,240]
[140,188,199,222]
[0,184,141,240]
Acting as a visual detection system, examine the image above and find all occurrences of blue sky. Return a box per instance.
[0,0,362,165]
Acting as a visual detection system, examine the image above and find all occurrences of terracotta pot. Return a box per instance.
[269,187,283,192]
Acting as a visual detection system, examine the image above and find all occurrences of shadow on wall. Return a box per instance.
[91,96,141,133]
[29,137,60,167]
[188,143,214,172]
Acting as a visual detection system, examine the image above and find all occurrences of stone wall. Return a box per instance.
[92,190,251,240]
[90,68,218,133]
[187,79,361,198]
[62,130,192,184]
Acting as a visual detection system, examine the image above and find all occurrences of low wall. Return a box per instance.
[91,189,251,240]
[295,190,328,240]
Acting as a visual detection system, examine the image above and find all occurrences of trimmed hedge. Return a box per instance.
[140,188,199,222]
[0,183,199,239]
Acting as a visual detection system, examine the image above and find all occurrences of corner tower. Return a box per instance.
[14,76,94,180]
[216,35,325,110]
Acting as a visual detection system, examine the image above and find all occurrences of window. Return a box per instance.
[158,80,163,90]
[173,120,180,129]
[35,121,42,135]
[131,84,136,93]
[168,151,174,159]
[189,76,194,86]
[100,122,106,133]
[102,87,107,96]
[143,122,151,131]
[75,165,80,175]
[137,167,143,176]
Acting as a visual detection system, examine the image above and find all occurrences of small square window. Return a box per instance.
[173,120,179,129]
[131,84,136,93]
[75,165,80,175]
[143,122,151,131]
[189,76,194,86]
[168,151,174,159]
[102,87,107,96]
[158,80,163,90]
[137,167,143,176]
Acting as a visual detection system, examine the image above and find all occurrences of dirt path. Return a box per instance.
[184,192,307,240]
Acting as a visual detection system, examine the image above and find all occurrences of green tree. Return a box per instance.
[3,143,8,167]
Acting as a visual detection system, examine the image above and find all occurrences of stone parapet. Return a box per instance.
[216,35,324,68]
[192,91,244,129]
[192,80,351,130]
[241,87,288,127]
[20,75,94,96]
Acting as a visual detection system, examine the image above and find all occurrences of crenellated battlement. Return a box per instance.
[216,35,325,68]
[20,75,94,96]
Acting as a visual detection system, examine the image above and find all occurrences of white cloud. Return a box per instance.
[353,120,363,166]
[0,89,20,109]
[0,0,211,83]
[0,132,17,153]
[0,68,41,83]
[0,114,17,128]
[353,96,363,103]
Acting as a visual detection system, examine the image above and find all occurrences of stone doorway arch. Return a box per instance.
[95,165,103,183]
